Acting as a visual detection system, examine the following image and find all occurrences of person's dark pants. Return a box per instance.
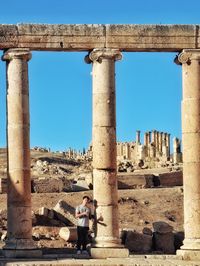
[77,226,89,250]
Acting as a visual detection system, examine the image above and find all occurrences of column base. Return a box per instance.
[90,247,129,259]
[3,238,42,258]
[177,249,200,261]
[92,236,122,248]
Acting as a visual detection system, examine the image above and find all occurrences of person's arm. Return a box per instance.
[75,211,88,218]
[75,207,88,218]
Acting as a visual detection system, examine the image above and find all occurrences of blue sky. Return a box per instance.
[0,0,199,151]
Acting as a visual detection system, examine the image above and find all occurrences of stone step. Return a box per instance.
[0,256,200,266]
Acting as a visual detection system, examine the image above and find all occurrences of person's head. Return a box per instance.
[82,195,90,206]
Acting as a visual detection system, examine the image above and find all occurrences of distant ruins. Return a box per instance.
[116,130,182,166]
[66,130,182,168]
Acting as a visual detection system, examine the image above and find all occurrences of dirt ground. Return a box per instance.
[0,148,184,249]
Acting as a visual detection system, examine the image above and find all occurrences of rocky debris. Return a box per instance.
[59,227,77,242]
[124,230,152,253]
[32,146,50,152]
[53,200,77,226]
[72,180,90,191]
[32,177,64,193]
[1,231,7,241]
[0,178,7,193]
[118,160,134,172]
[34,207,65,227]
[153,221,175,254]
[32,226,60,241]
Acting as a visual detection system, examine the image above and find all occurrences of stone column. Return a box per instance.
[86,49,128,258]
[2,49,41,257]
[151,130,156,145]
[144,132,148,146]
[156,131,159,153]
[176,49,200,260]
[136,130,140,144]
[158,132,163,153]
[173,137,181,164]
[166,133,170,158]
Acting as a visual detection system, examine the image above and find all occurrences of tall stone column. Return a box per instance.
[158,132,163,153]
[166,133,170,158]
[2,49,41,258]
[176,49,200,260]
[136,130,141,144]
[86,48,128,258]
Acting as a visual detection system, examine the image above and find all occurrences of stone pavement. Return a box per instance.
[0,255,200,266]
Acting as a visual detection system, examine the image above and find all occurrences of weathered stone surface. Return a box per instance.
[32,177,63,193]
[53,200,77,226]
[117,173,154,189]
[158,171,183,187]
[180,50,200,251]
[0,177,7,193]
[106,24,196,51]
[153,221,173,234]
[0,24,199,51]
[153,232,175,254]
[90,247,129,259]
[125,231,152,253]
[59,227,77,242]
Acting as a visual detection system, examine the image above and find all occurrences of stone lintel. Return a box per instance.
[0,24,199,51]
[90,247,129,259]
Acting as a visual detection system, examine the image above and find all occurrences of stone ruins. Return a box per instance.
[0,23,200,262]
[67,130,182,169]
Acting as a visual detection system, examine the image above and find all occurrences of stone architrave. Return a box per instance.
[176,49,200,260]
[86,48,124,249]
[2,49,40,257]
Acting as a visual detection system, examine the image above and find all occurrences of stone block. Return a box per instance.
[59,227,77,242]
[158,171,183,187]
[177,249,200,261]
[153,221,173,234]
[153,232,175,254]
[3,249,42,258]
[53,200,77,226]
[125,231,152,253]
[117,173,153,189]
[90,247,129,259]
[106,24,196,51]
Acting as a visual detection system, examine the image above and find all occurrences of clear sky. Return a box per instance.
[0,0,199,151]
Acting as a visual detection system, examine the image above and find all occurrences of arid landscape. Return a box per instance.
[0,148,184,253]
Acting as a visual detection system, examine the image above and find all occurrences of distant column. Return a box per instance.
[176,49,200,259]
[136,130,141,144]
[88,48,122,248]
[158,132,163,153]
[173,137,181,164]
[2,49,40,257]
[144,132,148,146]
[166,133,170,158]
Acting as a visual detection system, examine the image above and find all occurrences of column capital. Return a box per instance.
[175,49,200,65]
[2,48,31,62]
[85,48,122,64]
